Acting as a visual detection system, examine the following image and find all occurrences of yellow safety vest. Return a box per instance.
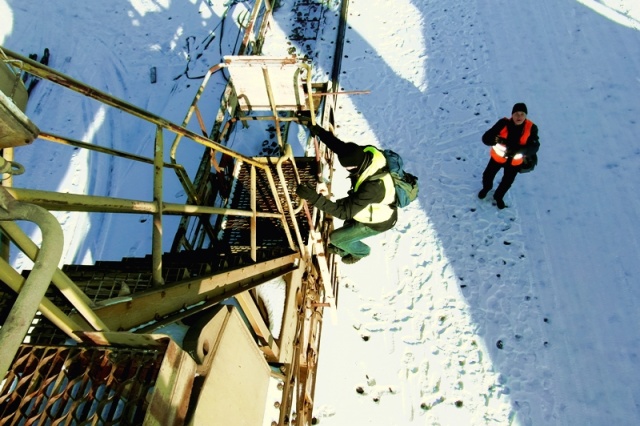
[353,147,397,224]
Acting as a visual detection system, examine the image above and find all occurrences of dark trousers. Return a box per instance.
[329,220,380,258]
[482,158,521,200]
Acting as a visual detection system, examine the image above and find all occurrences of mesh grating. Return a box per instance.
[223,157,316,253]
[0,345,165,425]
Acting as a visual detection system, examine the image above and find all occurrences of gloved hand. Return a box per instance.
[296,184,321,204]
[307,124,325,136]
[506,147,522,158]
[494,136,507,146]
[296,111,313,125]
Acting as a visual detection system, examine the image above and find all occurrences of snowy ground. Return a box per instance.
[3,0,640,425]
[305,0,640,425]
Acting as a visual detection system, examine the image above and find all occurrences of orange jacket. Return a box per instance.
[490,119,534,166]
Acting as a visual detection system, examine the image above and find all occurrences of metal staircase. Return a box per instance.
[0,0,348,422]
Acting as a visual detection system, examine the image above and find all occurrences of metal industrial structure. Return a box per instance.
[0,0,350,424]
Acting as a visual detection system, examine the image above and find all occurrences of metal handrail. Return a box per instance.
[0,186,63,384]
[0,220,107,330]
[0,45,304,265]
[168,56,317,254]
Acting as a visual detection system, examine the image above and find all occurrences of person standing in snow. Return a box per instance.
[478,102,540,209]
[296,123,397,264]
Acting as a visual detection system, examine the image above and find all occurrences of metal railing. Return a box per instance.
[0,1,347,422]
[0,25,312,383]
[1,44,307,270]
[0,185,64,382]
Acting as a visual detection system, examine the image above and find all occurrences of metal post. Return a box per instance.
[0,221,109,331]
[0,187,63,383]
[261,67,285,150]
[0,257,85,343]
[250,165,257,262]
[153,125,164,285]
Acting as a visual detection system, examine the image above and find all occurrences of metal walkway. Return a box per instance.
[0,0,351,424]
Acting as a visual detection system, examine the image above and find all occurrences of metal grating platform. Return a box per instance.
[0,344,165,424]
[222,156,316,253]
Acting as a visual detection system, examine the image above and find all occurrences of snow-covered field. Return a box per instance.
[2,0,640,425]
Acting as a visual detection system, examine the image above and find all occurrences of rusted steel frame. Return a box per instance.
[308,308,326,424]
[309,230,337,319]
[0,187,63,382]
[250,165,257,261]
[214,114,236,142]
[297,288,313,410]
[251,0,274,54]
[169,62,226,206]
[0,150,14,262]
[235,291,280,362]
[210,84,237,151]
[261,61,317,129]
[171,59,308,256]
[261,66,285,150]
[254,145,304,252]
[5,187,159,213]
[0,258,85,342]
[143,340,195,425]
[279,147,304,243]
[270,265,305,424]
[227,150,296,256]
[132,265,291,335]
[234,115,306,123]
[70,253,300,331]
[170,68,291,174]
[152,125,164,286]
[38,130,183,171]
[307,185,341,313]
[193,104,209,138]
[263,161,297,251]
[313,89,371,96]
[279,317,302,426]
[239,0,267,55]
[279,272,312,426]
[74,331,167,347]
[275,263,304,364]
[331,0,350,95]
[294,265,327,425]
[2,47,266,198]
[273,260,328,426]
[259,61,315,150]
[172,63,225,144]
[301,62,318,126]
[287,198,335,425]
[0,221,108,330]
[5,187,283,219]
[165,202,283,219]
[298,300,323,425]
[270,263,306,421]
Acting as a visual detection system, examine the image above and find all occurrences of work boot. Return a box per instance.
[342,254,363,265]
[494,197,506,209]
[478,188,490,199]
[327,244,347,256]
